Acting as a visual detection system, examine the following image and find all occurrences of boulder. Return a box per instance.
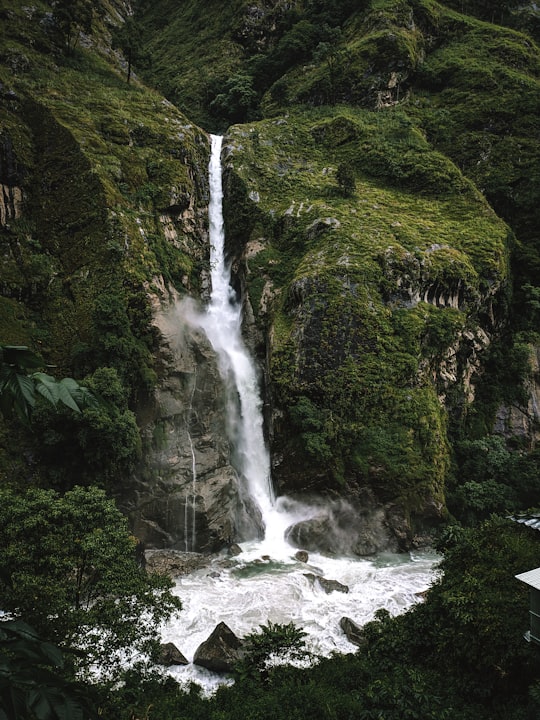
[339,617,365,647]
[295,550,309,563]
[144,549,210,578]
[286,516,336,555]
[304,573,349,594]
[158,642,189,666]
[228,543,243,557]
[193,622,244,673]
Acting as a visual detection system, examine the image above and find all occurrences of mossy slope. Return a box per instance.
[224,107,509,514]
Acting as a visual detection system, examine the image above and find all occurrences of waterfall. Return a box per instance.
[200,135,275,530]
[160,136,440,691]
[195,135,319,553]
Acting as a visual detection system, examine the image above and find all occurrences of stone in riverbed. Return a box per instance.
[159,642,189,666]
[193,622,244,673]
[295,550,309,563]
[339,617,365,647]
[304,573,349,594]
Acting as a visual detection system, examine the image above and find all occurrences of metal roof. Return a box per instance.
[516,567,540,591]
[509,515,540,531]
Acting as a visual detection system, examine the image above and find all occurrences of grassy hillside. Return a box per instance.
[223,108,509,515]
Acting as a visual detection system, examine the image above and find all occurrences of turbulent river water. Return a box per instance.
[162,135,440,692]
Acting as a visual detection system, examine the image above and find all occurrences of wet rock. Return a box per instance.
[158,642,189,666]
[193,622,245,673]
[286,516,336,555]
[228,543,243,557]
[295,550,309,563]
[123,308,264,554]
[339,617,365,647]
[144,549,210,578]
[304,573,349,594]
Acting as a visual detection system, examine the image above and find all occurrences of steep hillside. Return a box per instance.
[223,109,508,525]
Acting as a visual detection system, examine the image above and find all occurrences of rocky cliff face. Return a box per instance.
[126,296,264,551]
[494,345,540,448]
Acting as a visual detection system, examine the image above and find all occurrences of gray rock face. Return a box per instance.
[124,299,264,553]
[494,344,540,446]
[193,622,244,673]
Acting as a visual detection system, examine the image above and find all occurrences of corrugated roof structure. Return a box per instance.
[508,515,540,531]
[516,567,540,591]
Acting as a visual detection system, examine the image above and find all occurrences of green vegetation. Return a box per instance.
[0,345,97,424]
[0,619,94,720]
[0,485,181,682]
[221,107,507,509]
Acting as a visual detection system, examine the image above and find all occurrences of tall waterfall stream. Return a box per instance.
[162,135,439,691]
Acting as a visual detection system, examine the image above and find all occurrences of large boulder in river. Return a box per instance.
[285,495,402,556]
[193,622,244,673]
[144,549,211,577]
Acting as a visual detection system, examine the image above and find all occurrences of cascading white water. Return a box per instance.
[200,136,317,554]
[200,135,275,530]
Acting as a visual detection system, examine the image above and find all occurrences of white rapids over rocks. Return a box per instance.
[161,135,440,692]
[162,545,439,692]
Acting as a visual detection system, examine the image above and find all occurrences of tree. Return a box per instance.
[313,26,347,104]
[50,0,105,55]
[235,622,308,683]
[111,18,146,84]
[209,73,259,124]
[0,486,182,681]
[0,345,97,425]
[336,161,356,196]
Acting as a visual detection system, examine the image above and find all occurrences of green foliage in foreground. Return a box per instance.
[31,367,141,491]
[0,486,181,683]
[0,619,94,720]
[96,517,540,720]
[234,622,309,684]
